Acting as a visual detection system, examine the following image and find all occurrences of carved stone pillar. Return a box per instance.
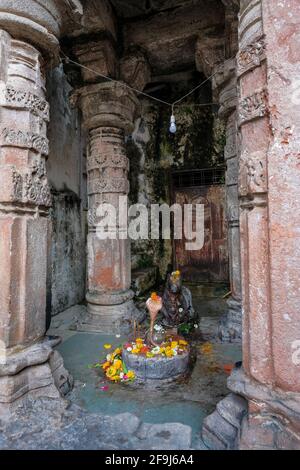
[202,0,300,450]
[198,3,242,342]
[74,82,140,333]
[0,1,79,414]
[216,57,242,342]
[227,0,300,449]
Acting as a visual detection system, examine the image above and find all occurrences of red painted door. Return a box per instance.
[173,184,228,283]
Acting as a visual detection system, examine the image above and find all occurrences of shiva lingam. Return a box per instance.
[121,290,191,381]
[146,292,164,347]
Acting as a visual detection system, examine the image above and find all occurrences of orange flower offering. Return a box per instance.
[200,342,213,355]
[97,345,136,383]
[223,363,234,375]
[150,292,161,303]
[125,336,189,359]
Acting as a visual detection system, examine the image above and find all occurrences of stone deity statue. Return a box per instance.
[160,270,195,328]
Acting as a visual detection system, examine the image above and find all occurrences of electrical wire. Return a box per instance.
[60,51,235,110]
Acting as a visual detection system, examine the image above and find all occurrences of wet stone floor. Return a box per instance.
[48,298,242,448]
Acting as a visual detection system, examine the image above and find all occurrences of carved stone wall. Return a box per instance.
[47,65,86,316]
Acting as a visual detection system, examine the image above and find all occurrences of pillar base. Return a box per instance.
[76,290,144,334]
[202,366,300,449]
[0,336,73,420]
[218,296,242,342]
[228,368,300,449]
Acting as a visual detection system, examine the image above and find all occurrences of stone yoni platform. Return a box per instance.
[123,348,190,381]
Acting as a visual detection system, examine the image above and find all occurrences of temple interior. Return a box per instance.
[0,0,299,450]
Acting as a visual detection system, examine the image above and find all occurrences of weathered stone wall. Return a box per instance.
[47,65,86,316]
[128,78,225,279]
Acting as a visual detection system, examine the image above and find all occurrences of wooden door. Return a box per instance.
[172,177,228,283]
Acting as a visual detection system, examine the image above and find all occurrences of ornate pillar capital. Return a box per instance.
[0,0,82,62]
[73,82,140,133]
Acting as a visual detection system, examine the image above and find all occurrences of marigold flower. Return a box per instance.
[150,292,161,302]
[127,370,135,380]
[106,366,117,378]
[111,375,121,382]
[171,341,178,349]
[102,361,111,370]
[200,342,213,354]
[113,359,122,369]
[104,344,112,350]
[179,339,188,346]
[131,348,140,354]
[135,338,143,343]
[165,349,174,358]
[114,348,122,355]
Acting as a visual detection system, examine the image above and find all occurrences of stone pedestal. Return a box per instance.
[0,1,76,413]
[123,347,190,381]
[74,82,141,333]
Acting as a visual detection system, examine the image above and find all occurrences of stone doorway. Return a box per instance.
[172,168,228,284]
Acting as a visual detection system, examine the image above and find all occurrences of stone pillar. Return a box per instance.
[196,3,242,342]
[227,0,300,449]
[0,1,78,414]
[218,5,242,342]
[74,82,141,333]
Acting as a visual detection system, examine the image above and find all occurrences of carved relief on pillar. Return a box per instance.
[227,204,240,226]
[10,162,52,207]
[238,89,268,126]
[0,128,49,155]
[0,85,50,120]
[0,33,51,209]
[237,37,266,77]
[87,127,130,228]
[239,150,267,200]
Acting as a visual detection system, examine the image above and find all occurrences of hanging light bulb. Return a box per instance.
[169,113,176,134]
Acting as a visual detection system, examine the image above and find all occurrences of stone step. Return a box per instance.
[202,393,247,450]
[216,393,247,429]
